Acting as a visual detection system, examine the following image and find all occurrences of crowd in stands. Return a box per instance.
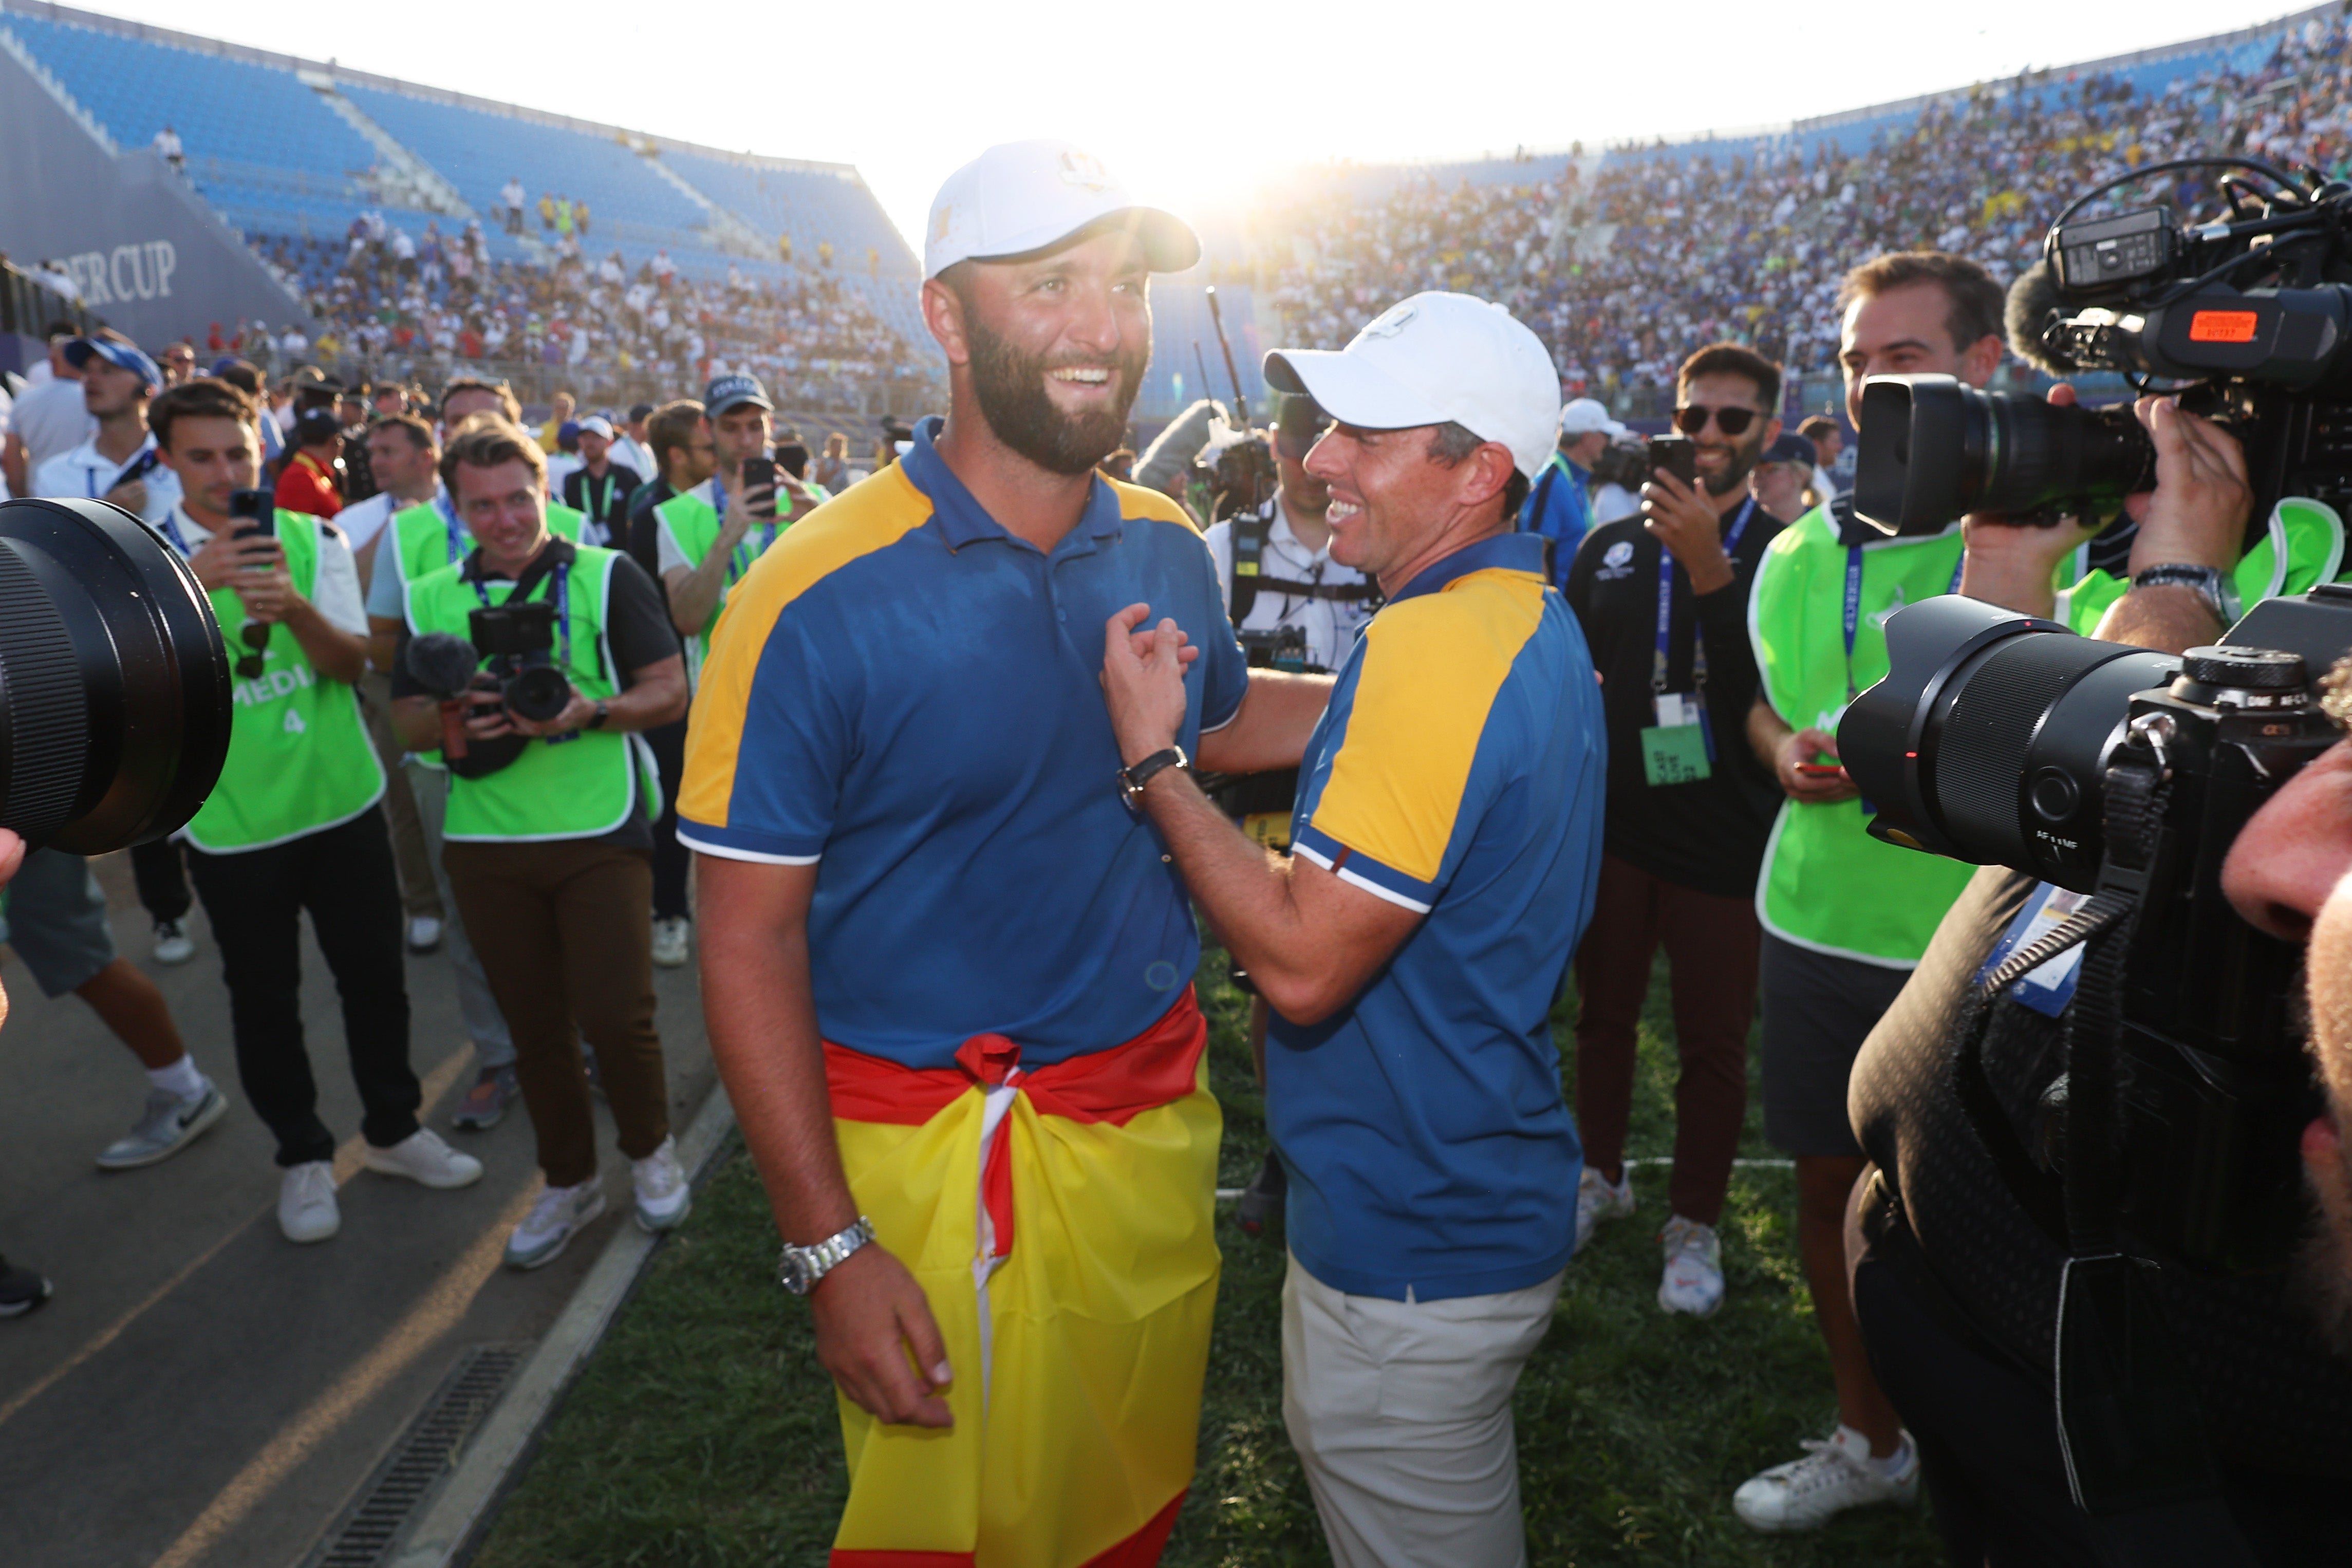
[230,213,929,407]
[1254,15,2352,416]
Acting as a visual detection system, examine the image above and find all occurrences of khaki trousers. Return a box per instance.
[358,670,440,920]
[1282,1253,1563,1568]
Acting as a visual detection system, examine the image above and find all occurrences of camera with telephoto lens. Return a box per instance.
[1855,159,2352,539]
[1840,588,2352,1276]
[466,602,573,724]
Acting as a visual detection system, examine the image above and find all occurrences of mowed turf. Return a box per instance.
[474,941,1943,1567]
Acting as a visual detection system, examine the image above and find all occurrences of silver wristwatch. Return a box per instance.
[777,1215,875,1295]
[2132,563,2239,623]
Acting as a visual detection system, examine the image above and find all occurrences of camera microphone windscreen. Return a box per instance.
[2005,260,2078,376]
[405,631,480,699]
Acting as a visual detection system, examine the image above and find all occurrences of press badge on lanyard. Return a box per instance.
[1972,881,2088,1016]
[1641,501,1754,787]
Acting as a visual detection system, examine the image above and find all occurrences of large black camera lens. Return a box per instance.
[1854,374,2156,536]
[502,664,574,724]
[0,498,232,851]
[1839,594,2178,889]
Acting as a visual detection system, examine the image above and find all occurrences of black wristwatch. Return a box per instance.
[586,698,610,731]
[1118,745,1189,811]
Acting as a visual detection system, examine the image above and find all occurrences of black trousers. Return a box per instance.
[646,716,689,922]
[1852,1247,2345,1567]
[129,836,192,924]
[185,811,419,1166]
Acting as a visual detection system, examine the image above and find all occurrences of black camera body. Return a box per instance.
[466,601,572,724]
[1856,163,2352,538]
[1843,590,2352,1273]
[1205,436,1278,525]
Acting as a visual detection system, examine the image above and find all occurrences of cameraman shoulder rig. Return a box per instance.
[1227,499,1382,628]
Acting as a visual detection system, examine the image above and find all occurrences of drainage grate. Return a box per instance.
[308,1343,528,1568]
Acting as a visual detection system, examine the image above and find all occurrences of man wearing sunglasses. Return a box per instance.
[148,378,480,1245]
[1563,343,1788,1324]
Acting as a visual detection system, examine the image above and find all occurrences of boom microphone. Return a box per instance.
[2005,259,2079,376]
[405,631,480,699]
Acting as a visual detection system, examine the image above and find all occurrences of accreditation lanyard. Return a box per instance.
[157,508,195,557]
[438,493,469,567]
[710,474,778,585]
[1842,541,1965,699]
[1651,498,1756,702]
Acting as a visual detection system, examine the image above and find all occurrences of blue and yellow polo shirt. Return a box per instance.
[1271,531,1605,1302]
[678,417,1247,1068]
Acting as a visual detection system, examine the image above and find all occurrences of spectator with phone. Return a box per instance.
[1562,343,1788,1320]
[654,374,819,686]
[148,378,480,1244]
[625,399,713,971]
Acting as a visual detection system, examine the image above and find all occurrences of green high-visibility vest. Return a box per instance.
[183,509,385,853]
[404,543,658,842]
[2051,496,2349,635]
[383,494,587,614]
[653,478,798,684]
[1748,505,1975,967]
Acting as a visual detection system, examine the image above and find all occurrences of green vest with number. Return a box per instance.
[384,495,586,611]
[654,479,793,684]
[1748,505,1976,967]
[403,544,657,842]
[2050,497,2350,635]
[183,509,385,853]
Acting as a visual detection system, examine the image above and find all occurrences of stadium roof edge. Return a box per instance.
[0,0,866,180]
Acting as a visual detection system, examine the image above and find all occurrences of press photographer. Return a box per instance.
[1836,169,2352,1561]
[390,419,691,1270]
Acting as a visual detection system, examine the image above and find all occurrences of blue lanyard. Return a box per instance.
[470,557,573,673]
[1843,541,1966,698]
[1652,498,1756,696]
[437,493,468,566]
[157,508,194,556]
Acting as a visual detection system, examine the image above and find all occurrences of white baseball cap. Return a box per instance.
[924,139,1199,279]
[1557,397,1626,439]
[1262,293,1563,480]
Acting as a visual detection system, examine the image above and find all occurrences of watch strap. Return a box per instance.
[2132,562,2237,622]
[1121,745,1187,793]
[778,1214,875,1294]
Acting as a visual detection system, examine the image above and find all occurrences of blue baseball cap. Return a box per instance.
[703,373,772,417]
[65,335,161,391]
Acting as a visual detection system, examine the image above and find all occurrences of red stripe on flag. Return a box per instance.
[1079,1488,1186,1567]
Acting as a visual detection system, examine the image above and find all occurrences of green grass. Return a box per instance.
[475,945,1942,1567]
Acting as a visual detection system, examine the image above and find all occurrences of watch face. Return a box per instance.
[779,1251,812,1294]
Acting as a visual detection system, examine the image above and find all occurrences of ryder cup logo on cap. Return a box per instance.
[924,139,1200,279]
[65,335,162,392]
[1262,292,1564,481]
[703,374,772,416]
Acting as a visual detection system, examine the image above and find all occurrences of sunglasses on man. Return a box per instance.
[1673,403,1758,437]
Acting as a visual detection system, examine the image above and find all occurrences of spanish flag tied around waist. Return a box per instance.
[822,985,1223,1568]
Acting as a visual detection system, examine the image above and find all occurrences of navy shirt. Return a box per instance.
[678,418,1249,1066]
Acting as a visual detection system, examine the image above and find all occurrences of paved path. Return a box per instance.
[0,848,714,1568]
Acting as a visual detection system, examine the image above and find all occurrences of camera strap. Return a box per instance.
[468,553,574,675]
[2044,750,2259,1565]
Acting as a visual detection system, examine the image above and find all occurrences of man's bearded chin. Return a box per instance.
[2291,899,2352,1357]
[2291,1143,2352,1358]
[967,319,1145,476]
[1706,431,1765,498]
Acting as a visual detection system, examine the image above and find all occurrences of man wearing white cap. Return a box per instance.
[1519,394,1623,589]
[682,140,1332,1566]
[557,414,643,547]
[1102,291,1608,1566]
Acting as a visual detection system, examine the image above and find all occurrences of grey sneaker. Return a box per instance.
[650,917,690,969]
[97,1081,228,1171]
[449,1066,519,1131]
[506,1181,606,1270]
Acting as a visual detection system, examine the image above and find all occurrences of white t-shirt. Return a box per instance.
[1202,495,1376,674]
[1592,480,1640,527]
[33,432,181,525]
[162,503,367,636]
[608,433,655,480]
[335,489,399,558]
[9,377,97,472]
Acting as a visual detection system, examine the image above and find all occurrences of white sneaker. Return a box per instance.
[152,919,195,965]
[631,1136,691,1233]
[1733,1425,1919,1532]
[1658,1215,1725,1316]
[406,915,444,954]
[1576,1164,1635,1250]
[650,917,690,969]
[278,1161,340,1243]
[363,1127,484,1189]
[506,1180,606,1270]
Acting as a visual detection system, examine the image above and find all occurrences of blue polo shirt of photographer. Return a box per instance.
[1272,531,1605,1301]
[677,417,1248,1067]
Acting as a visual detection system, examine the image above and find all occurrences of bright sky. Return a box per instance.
[77,0,2321,248]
